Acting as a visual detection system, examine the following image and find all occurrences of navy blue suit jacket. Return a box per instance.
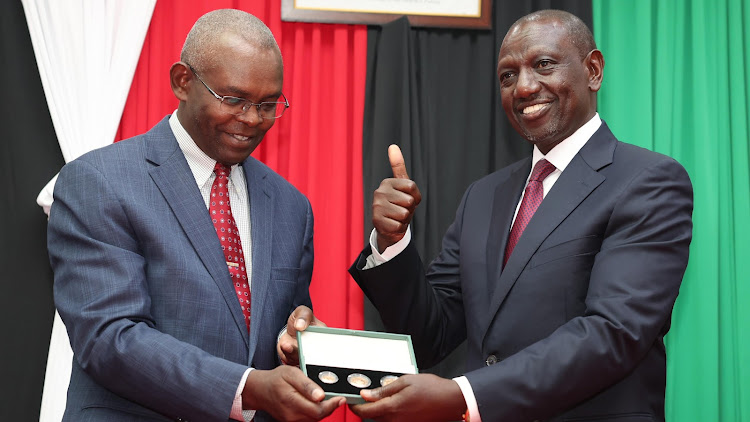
[49,117,314,421]
[350,122,693,421]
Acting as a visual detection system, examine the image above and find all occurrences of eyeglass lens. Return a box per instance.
[220,97,287,118]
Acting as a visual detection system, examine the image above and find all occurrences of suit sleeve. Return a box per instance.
[349,184,471,368]
[49,158,247,422]
[296,198,315,310]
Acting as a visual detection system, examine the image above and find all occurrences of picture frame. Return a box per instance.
[281,0,492,30]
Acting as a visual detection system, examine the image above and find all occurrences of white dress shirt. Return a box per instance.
[169,112,255,421]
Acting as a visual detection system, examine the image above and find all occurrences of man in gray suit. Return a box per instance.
[48,9,344,422]
[347,10,693,422]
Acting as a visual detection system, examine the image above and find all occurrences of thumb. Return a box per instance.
[289,305,314,333]
[388,144,409,179]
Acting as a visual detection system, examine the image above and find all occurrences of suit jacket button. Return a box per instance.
[485,354,497,366]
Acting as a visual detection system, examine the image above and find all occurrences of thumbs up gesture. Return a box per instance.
[373,145,422,252]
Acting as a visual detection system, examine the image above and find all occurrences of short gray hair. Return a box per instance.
[181,9,281,71]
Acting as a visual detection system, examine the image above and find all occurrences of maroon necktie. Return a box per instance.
[503,159,557,267]
[210,163,251,331]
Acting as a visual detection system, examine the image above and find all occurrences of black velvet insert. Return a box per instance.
[306,365,406,395]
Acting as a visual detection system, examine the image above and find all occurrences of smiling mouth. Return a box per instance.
[522,103,549,115]
[228,133,250,142]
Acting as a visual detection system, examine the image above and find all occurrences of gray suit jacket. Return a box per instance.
[49,117,314,421]
[350,122,693,422]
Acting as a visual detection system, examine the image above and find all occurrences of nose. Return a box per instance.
[514,68,541,98]
[234,106,264,126]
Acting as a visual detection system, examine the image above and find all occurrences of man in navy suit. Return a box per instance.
[48,9,344,422]
[347,10,693,422]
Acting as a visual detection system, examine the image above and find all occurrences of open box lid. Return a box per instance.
[297,326,419,403]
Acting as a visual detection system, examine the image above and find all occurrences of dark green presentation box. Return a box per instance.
[297,326,419,404]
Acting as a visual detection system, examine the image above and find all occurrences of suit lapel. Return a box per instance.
[485,160,530,300]
[242,157,273,364]
[146,118,250,346]
[481,123,617,343]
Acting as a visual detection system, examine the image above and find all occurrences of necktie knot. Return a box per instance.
[529,159,556,182]
[214,163,231,178]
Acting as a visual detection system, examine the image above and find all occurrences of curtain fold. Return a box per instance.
[116,1,367,420]
[593,1,750,421]
[0,2,64,420]
[23,0,156,214]
[20,2,157,421]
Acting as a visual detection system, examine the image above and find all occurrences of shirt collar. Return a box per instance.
[532,113,602,172]
[169,111,239,187]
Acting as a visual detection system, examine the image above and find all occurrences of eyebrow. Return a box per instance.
[222,84,282,102]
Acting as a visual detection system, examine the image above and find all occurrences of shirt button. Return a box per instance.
[485,354,498,366]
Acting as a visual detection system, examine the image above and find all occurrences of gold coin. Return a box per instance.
[318,371,339,384]
[347,373,372,388]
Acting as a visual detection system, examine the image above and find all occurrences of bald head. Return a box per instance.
[181,9,282,72]
[506,10,596,60]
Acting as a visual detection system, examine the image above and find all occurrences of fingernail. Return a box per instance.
[295,318,306,330]
[312,388,325,401]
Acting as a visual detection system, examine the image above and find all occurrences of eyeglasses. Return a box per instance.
[186,63,289,119]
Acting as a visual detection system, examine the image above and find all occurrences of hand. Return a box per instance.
[349,373,465,422]
[242,365,346,422]
[277,305,327,366]
[373,145,422,252]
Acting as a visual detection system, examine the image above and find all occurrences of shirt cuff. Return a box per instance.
[453,376,481,422]
[231,368,256,421]
[363,227,411,269]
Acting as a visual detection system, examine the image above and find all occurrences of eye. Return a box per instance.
[259,102,277,113]
[222,96,245,106]
[536,59,553,69]
[499,71,516,84]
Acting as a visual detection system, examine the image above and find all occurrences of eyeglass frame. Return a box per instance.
[185,63,289,119]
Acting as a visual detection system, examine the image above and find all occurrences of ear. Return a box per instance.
[585,49,604,92]
[170,62,191,101]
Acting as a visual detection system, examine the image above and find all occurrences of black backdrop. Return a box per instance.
[361,0,593,378]
[0,0,592,419]
[0,1,64,420]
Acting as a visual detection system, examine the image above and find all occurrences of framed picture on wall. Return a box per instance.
[281,0,492,30]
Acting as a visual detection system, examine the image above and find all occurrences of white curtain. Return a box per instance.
[21,1,156,420]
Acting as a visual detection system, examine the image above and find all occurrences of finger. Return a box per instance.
[348,399,391,420]
[319,396,347,416]
[295,396,346,421]
[277,336,298,366]
[287,305,315,334]
[282,366,328,403]
[388,144,409,179]
[360,379,404,402]
[360,388,382,402]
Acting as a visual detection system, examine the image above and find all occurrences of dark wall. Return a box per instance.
[0,1,64,419]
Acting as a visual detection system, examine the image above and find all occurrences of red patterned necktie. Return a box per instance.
[210,163,251,331]
[503,159,557,267]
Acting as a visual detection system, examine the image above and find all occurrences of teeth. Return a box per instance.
[523,103,547,114]
[231,134,249,141]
